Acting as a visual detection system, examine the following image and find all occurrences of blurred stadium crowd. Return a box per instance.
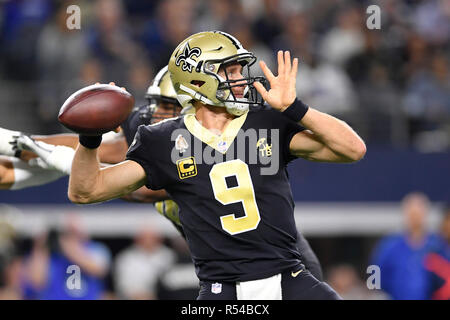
[0,0,449,300]
[0,193,448,300]
[0,213,200,300]
[0,0,449,150]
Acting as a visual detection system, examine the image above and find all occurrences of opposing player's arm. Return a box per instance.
[289,109,366,163]
[254,50,366,163]
[68,145,146,204]
[18,133,79,162]
[0,155,66,190]
[32,133,79,148]
[27,131,127,164]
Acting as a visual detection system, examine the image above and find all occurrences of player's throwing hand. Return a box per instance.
[254,50,299,112]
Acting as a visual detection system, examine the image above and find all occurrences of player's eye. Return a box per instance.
[228,68,240,79]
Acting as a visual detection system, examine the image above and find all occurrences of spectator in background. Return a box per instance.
[356,63,405,145]
[252,0,285,47]
[142,0,195,71]
[22,214,111,300]
[226,21,276,77]
[0,252,23,300]
[114,226,175,300]
[346,29,403,86]
[0,219,22,300]
[402,33,430,83]
[0,0,52,81]
[36,0,88,133]
[296,53,357,116]
[424,206,450,300]
[412,0,450,46]
[87,0,142,85]
[126,59,154,107]
[194,0,242,33]
[403,52,450,135]
[318,4,365,67]
[371,192,438,299]
[271,11,314,62]
[156,236,198,300]
[326,264,387,300]
[271,9,357,116]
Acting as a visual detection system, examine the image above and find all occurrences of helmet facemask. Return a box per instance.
[140,96,181,125]
[203,53,267,116]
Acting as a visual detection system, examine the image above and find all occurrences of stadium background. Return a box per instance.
[0,0,448,299]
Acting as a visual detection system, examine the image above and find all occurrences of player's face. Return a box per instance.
[152,102,182,124]
[218,62,247,98]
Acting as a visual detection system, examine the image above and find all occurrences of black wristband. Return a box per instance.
[79,135,102,149]
[282,98,309,122]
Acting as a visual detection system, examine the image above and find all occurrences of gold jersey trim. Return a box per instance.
[183,112,248,154]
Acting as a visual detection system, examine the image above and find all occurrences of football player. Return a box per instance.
[0,65,325,282]
[68,31,366,299]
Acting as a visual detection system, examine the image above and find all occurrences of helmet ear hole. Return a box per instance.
[190,80,205,87]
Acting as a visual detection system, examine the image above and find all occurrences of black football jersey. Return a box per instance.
[121,105,151,147]
[126,105,305,282]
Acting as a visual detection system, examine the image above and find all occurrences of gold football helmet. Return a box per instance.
[140,65,181,123]
[168,31,265,116]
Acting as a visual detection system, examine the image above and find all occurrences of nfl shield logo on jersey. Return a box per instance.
[211,282,222,294]
[217,140,227,153]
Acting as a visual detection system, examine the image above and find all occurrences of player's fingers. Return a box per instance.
[259,61,275,82]
[253,81,268,100]
[277,50,285,76]
[284,51,291,76]
[292,58,299,78]
[109,82,116,86]
[95,82,100,85]
[113,127,120,133]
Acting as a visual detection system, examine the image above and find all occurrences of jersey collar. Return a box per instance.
[183,112,248,154]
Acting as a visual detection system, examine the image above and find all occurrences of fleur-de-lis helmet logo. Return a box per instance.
[175,43,202,73]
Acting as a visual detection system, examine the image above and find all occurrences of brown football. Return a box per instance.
[58,84,135,135]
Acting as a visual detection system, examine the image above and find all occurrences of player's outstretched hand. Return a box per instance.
[253,50,298,112]
[15,135,74,175]
[0,127,22,157]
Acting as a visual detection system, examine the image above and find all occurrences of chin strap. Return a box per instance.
[179,84,217,106]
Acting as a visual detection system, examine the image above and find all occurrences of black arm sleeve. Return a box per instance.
[126,125,166,190]
[264,106,305,164]
[282,118,305,164]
